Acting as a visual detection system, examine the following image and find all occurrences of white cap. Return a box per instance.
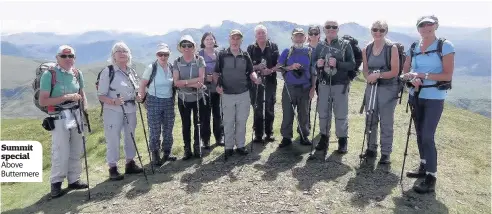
[57,45,75,55]
[156,43,170,54]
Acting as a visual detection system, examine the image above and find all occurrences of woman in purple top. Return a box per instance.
[198,32,225,148]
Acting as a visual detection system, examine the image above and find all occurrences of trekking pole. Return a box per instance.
[196,85,204,158]
[359,71,379,165]
[117,94,148,182]
[250,71,261,152]
[307,96,319,160]
[137,96,154,174]
[261,58,267,146]
[280,68,306,143]
[400,105,413,183]
[73,101,90,200]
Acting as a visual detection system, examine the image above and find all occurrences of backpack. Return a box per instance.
[409,37,451,90]
[365,41,406,78]
[95,65,115,116]
[144,60,176,102]
[33,62,79,114]
[341,35,363,81]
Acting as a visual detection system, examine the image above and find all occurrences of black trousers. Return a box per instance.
[249,81,277,138]
[201,91,223,144]
[177,98,207,153]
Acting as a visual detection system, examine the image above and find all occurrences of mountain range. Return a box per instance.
[1,20,490,118]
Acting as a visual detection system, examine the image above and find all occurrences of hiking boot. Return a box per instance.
[225,149,234,157]
[152,150,163,166]
[68,180,88,190]
[264,135,275,142]
[125,160,144,174]
[216,138,225,147]
[315,135,329,151]
[413,174,436,194]
[109,167,124,181]
[378,154,391,164]
[278,137,293,148]
[236,147,249,155]
[406,163,426,178]
[299,137,312,146]
[253,136,263,144]
[182,150,193,161]
[162,151,177,162]
[360,149,377,159]
[50,182,63,198]
[336,137,348,154]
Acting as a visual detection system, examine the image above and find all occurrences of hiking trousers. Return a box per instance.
[364,83,399,155]
[177,97,208,153]
[202,91,223,143]
[145,95,175,154]
[103,108,137,167]
[280,84,310,139]
[318,83,349,137]
[222,91,251,150]
[250,81,277,138]
[409,95,444,174]
[50,109,83,184]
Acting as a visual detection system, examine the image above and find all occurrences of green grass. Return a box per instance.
[1,78,490,213]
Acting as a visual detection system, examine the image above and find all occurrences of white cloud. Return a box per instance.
[1,0,491,35]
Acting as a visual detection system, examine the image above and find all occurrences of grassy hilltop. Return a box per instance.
[1,78,490,213]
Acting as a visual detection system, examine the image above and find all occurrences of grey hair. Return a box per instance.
[108,41,133,66]
[254,24,268,34]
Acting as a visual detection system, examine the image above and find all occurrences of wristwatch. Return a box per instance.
[379,73,383,79]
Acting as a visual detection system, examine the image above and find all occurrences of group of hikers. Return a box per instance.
[34,15,454,199]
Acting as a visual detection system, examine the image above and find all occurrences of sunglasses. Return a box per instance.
[59,54,75,59]
[308,32,319,36]
[324,25,338,30]
[157,52,169,57]
[181,43,194,48]
[371,28,387,33]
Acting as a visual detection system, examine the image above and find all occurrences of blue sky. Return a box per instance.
[1,0,491,35]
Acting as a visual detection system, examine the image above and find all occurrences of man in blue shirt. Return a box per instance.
[276,28,316,148]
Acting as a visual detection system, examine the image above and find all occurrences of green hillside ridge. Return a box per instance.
[1,79,490,213]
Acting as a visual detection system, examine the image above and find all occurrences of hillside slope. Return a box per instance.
[1,79,490,213]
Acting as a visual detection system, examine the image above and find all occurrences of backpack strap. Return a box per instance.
[48,68,57,97]
[436,38,446,62]
[108,65,115,91]
[148,60,158,88]
[366,42,374,64]
[384,42,393,70]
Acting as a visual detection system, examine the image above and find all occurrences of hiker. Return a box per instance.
[401,15,455,194]
[246,24,280,143]
[173,35,207,160]
[38,45,88,198]
[276,27,315,148]
[306,25,321,131]
[213,29,262,157]
[312,20,356,154]
[138,43,177,166]
[97,42,144,181]
[359,20,400,164]
[198,32,225,149]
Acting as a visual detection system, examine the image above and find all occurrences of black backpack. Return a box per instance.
[341,35,363,81]
[95,65,115,116]
[409,37,451,90]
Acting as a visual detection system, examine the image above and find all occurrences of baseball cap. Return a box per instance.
[229,29,243,37]
[417,16,438,27]
[292,28,305,35]
[156,43,170,54]
[57,45,75,55]
[308,26,320,34]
